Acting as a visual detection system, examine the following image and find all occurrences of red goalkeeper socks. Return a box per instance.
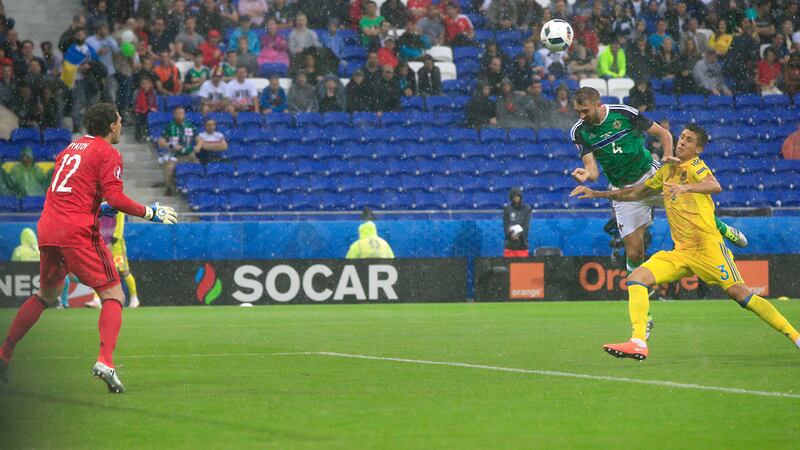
[1,295,49,361]
[97,299,123,368]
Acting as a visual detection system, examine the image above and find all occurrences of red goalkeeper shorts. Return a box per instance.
[39,245,121,292]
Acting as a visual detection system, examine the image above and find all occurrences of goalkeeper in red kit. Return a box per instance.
[0,103,178,393]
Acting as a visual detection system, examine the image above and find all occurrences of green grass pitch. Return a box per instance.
[1,301,800,449]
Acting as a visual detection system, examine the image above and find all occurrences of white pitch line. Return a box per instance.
[312,352,800,400]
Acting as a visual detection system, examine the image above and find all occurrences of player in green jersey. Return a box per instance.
[570,87,747,336]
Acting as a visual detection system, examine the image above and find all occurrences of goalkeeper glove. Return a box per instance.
[99,202,118,217]
[143,202,178,224]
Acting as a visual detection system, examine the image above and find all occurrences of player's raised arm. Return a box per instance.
[646,121,674,159]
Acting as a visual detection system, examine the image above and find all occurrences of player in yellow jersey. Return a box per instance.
[86,211,140,308]
[571,124,800,360]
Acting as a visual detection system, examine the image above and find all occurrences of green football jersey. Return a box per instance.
[570,105,656,187]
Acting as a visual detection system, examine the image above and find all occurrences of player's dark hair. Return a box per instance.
[685,124,708,148]
[84,103,118,137]
[574,87,600,104]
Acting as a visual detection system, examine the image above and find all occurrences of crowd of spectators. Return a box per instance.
[0,0,798,139]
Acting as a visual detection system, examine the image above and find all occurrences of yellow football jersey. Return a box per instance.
[645,157,722,251]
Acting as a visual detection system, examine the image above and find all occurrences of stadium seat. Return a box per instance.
[259,63,289,77]
[579,78,608,96]
[215,178,249,195]
[707,95,734,110]
[607,78,634,100]
[537,128,567,144]
[258,193,286,210]
[20,196,45,212]
[206,112,234,128]
[447,128,479,145]
[455,59,481,78]
[548,144,575,159]
[676,94,704,109]
[381,111,411,128]
[601,96,620,105]
[263,112,293,128]
[165,95,195,111]
[401,96,425,112]
[452,46,482,63]
[295,112,324,129]
[480,128,507,145]
[654,94,678,110]
[41,128,71,148]
[352,112,379,128]
[31,144,57,161]
[176,162,204,178]
[10,128,40,146]
[180,176,213,195]
[0,196,19,212]
[763,94,791,109]
[0,143,17,161]
[426,96,453,112]
[735,94,762,109]
[427,46,453,62]
[323,112,351,128]
[226,193,259,212]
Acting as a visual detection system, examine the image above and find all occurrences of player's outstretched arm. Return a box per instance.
[570,183,655,202]
[663,174,722,197]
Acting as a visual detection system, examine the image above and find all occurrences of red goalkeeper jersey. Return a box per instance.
[38,135,146,248]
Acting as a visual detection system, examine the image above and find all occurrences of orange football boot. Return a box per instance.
[603,340,649,361]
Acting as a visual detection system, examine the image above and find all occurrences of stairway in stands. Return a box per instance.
[117,133,191,214]
[7,0,83,50]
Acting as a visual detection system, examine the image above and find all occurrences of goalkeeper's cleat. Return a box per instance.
[646,314,655,341]
[128,296,140,308]
[603,340,649,361]
[0,358,8,383]
[723,225,748,248]
[92,362,125,393]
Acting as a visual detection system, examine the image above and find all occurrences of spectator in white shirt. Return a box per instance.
[225,66,260,114]
[196,119,229,163]
[85,21,119,103]
[198,67,230,113]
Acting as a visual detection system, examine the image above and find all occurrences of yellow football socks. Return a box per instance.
[628,284,650,341]
[745,295,800,342]
[124,273,138,299]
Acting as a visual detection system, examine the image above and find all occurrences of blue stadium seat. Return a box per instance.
[341,45,367,62]
[707,126,738,144]
[706,95,734,111]
[180,176,212,194]
[352,112,379,128]
[537,128,567,144]
[453,46,482,63]
[274,129,303,145]
[41,128,71,148]
[654,94,677,110]
[235,161,268,178]
[190,194,226,212]
[507,128,537,144]
[11,128,40,146]
[778,190,800,207]
[690,110,719,126]
[226,193,259,212]
[400,175,430,193]
[531,192,567,209]
[263,112,293,129]
[295,112,324,129]
[447,128,480,145]
[763,95,791,109]
[419,128,448,145]
[204,162,235,178]
[735,94,762,109]
[678,94,705,109]
[535,160,569,176]
[294,159,327,176]
[401,96,425,112]
[320,193,354,211]
[322,112,351,128]
[280,177,311,194]
[762,124,795,142]
[426,95,453,112]
[0,143,17,161]
[601,96,620,105]
[413,192,445,209]
[176,162,204,178]
[308,177,338,193]
[235,111,261,129]
[259,63,289,77]
[165,95,195,111]
[444,192,471,209]
[31,144,57,161]
[257,193,286,210]
[382,192,414,210]
[206,112,234,128]
[225,144,251,162]
[480,128,507,145]
[455,59,480,78]
[215,178,249,194]
[474,29,495,43]
[147,111,172,127]
[266,160,296,177]
[0,196,19,212]
[247,176,279,193]
[473,192,501,209]
[435,112,464,128]
[20,196,45,212]
[381,111,411,128]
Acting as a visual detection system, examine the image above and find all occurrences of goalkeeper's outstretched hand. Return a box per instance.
[144,202,178,224]
[99,202,118,217]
